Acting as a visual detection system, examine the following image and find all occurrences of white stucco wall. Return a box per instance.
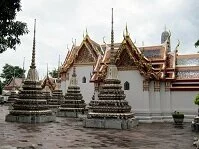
[118,70,149,113]
[171,91,198,115]
[159,82,172,114]
[61,66,199,120]
[61,65,94,104]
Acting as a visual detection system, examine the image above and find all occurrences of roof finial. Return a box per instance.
[164,24,167,31]
[110,8,115,65]
[103,36,106,44]
[125,22,129,37]
[142,41,144,46]
[86,28,88,36]
[30,19,36,69]
[175,39,180,53]
[83,31,85,39]
[72,38,75,46]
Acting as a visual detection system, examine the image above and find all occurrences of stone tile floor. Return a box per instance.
[0,105,198,149]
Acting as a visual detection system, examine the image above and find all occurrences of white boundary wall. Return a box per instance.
[61,68,199,122]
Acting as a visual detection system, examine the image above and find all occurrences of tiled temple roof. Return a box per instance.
[61,30,199,86]
[3,78,23,90]
[177,54,199,66]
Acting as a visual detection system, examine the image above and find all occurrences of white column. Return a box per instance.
[152,81,162,122]
[142,80,152,122]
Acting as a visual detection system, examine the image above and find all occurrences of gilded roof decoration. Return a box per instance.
[60,34,103,74]
[41,76,56,91]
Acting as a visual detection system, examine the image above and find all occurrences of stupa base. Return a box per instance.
[5,114,56,123]
[57,111,84,118]
[83,118,138,129]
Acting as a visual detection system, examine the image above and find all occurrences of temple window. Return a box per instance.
[124,81,130,90]
[82,76,86,83]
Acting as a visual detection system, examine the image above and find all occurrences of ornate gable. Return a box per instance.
[115,36,161,80]
[116,48,135,69]
[75,44,95,64]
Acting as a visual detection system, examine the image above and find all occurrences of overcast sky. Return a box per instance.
[0,0,198,79]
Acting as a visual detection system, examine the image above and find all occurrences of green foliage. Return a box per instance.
[0,80,2,95]
[194,94,199,105]
[195,40,199,48]
[0,63,25,86]
[172,111,184,119]
[49,68,58,78]
[0,0,29,53]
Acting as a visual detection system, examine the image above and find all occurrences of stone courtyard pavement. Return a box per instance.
[0,106,198,149]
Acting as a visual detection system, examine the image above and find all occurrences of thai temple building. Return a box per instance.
[57,66,86,117]
[5,20,55,123]
[60,10,199,122]
[3,77,23,96]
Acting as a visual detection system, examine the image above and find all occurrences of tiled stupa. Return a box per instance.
[5,20,55,123]
[7,86,18,104]
[57,66,86,117]
[49,78,63,112]
[43,86,52,102]
[83,9,138,129]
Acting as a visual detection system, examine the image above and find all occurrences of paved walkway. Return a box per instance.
[0,106,198,149]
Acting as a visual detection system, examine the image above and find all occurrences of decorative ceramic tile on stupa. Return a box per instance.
[7,90,18,104]
[49,88,63,112]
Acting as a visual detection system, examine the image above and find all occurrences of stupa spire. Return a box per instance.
[110,8,115,65]
[72,65,76,77]
[46,63,49,78]
[30,19,36,69]
[57,55,60,78]
[22,57,25,73]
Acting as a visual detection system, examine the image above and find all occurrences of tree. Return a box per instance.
[0,80,2,95]
[49,69,58,78]
[195,40,199,48]
[0,63,25,86]
[194,94,199,116]
[0,0,28,53]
